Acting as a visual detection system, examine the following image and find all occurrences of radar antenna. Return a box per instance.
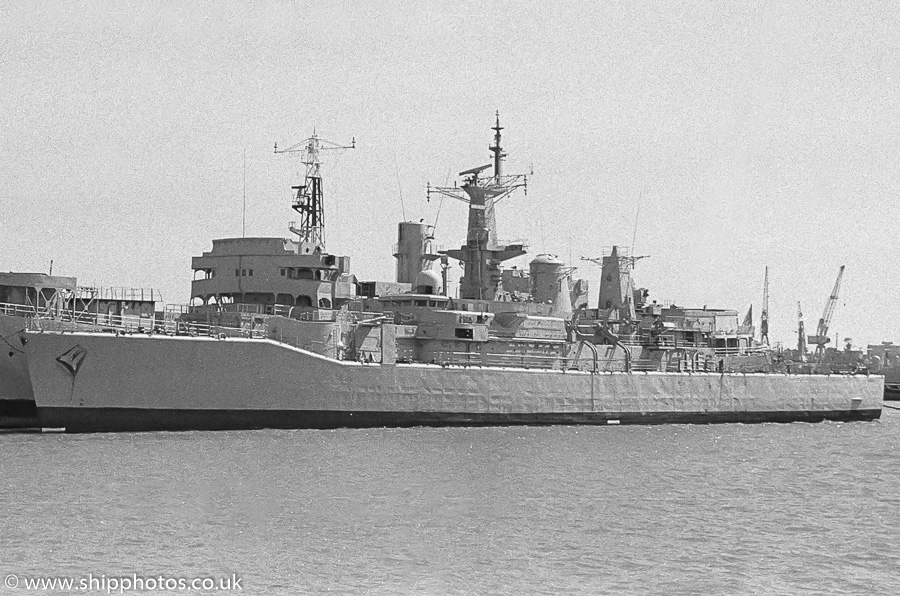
[580,250,649,272]
[275,133,355,249]
[426,112,527,210]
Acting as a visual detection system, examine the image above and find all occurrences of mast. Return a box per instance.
[581,248,648,320]
[490,111,505,181]
[428,114,528,301]
[275,133,354,250]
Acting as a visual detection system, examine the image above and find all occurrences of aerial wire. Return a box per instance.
[393,151,407,221]
[242,148,247,238]
[431,166,452,233]
[631,187,643,255]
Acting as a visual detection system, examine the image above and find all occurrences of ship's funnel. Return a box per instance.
[530,254,564,304]
[529,254,573,317]
[394,221,437,284]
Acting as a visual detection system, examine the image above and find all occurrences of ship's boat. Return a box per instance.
[12,119,883,432]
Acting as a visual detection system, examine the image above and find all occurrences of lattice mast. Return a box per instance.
[275,133,354,250]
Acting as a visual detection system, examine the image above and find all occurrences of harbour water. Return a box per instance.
[3,409,899,595]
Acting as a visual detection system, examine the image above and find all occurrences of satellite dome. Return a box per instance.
[414,270,442,295]
[530,254,563,266]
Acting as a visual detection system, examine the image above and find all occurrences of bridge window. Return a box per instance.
[455,328,473,339]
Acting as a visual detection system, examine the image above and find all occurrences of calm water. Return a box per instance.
[2,409,899,595]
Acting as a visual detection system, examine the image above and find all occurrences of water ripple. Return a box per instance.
[2,410,899,594]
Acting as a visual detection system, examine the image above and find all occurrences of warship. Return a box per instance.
[0,273,159,428]
[11,118,883,432]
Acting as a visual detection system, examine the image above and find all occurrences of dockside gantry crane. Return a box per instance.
[807,265,845,360]
[760,266,770,345]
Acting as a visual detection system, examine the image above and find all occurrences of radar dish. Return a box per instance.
[459,164,492,177]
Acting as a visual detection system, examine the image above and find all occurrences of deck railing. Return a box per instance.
[74,287,162,302]
[5,300,819,373]
[427,350,624,372]
[0,302,50,318]
[2,300,224,338]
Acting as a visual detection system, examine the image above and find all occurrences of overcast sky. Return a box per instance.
[2,1,898,348]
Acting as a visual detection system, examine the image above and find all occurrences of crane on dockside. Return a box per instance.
[797,301,807,362]
[760,266,770,345]
[807,266,845,362]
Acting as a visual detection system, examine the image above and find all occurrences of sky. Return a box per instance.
[2,0,898,348]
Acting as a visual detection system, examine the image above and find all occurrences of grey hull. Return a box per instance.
[1,315,41,428]
[0,314,33,403]
[24,332,884,433]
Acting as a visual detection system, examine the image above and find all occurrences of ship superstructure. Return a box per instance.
[188,133,359,323]
[189,238,355,313]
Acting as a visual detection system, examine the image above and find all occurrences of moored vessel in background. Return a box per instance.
[1,272,76,427]
[0,273,159,429]
[15,118,883,432]
[866,342,900,400]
